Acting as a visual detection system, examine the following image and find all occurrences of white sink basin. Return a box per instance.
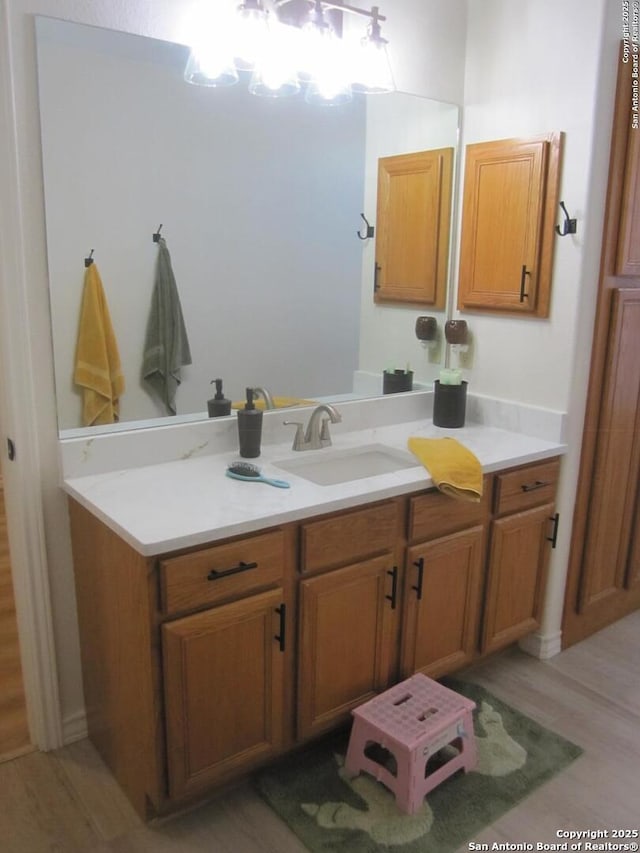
[273,443,420,486]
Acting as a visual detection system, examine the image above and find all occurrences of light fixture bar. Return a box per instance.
[184,0,394,102]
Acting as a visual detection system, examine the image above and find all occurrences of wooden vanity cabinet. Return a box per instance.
[297,500,403,740]
[481,460,560,653]
[400,483,490,679]
[162,588,287,800]
[457,133,562,317]
[67,456,561,820]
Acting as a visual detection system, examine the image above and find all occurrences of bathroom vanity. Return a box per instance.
[63,403,564,819]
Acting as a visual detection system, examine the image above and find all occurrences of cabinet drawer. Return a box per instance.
[493,459,560,516]
[160,530,284,616]
[301,501,398,574]
[408,478,490,542]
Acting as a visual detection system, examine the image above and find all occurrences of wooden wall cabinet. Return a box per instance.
[374,148,453,307]
[457,133,562,317]
[68,457,560,820]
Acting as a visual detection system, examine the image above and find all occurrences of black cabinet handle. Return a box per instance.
[521,480,552,493]
[274,604,286,652]
[385,567,398,610]
[520,265,531,302]
[207,560,258,581]
[412,557,424,601]
[374,262,381,292]
[547,513,560,548]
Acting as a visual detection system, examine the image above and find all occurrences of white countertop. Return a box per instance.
[63,418,566,557]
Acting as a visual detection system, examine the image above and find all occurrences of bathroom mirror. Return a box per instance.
[35,16,460,435]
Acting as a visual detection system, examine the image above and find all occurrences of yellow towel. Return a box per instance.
[408,436,483,503]
[73,264,125,426]
[231,397,316,411]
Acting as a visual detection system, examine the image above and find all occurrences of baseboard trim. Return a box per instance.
[518,629,563,660]
[62,709,87,745]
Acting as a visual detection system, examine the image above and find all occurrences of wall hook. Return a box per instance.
[555,201,577,236]
[357,213,374,240]
[84,249,94,268]
[152,223,163,242]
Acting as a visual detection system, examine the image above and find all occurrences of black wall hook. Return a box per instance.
[357,213,374,240]
[556,201,577,236]
[152,223,163,242]
[84,249,94,268]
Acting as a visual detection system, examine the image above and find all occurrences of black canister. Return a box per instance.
[383,369,413,394]
[237,388,263,457]
[433,380,467,428]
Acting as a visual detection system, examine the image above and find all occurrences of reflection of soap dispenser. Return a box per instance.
[207,378,232,418]
[237,387,263,458]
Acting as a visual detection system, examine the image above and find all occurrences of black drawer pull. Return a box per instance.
[207,560,258,581]
[547,513,560,548]
[374,262,381,292]
[520,480,552,493]
[385,567,398,610]
[274,604,286,652]
[520,265,531,302]
[412,557,424,601]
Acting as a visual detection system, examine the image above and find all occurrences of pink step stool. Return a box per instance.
[344,673,477,815]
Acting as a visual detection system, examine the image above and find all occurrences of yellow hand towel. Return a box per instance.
[231,397,317,411]
[408,436,483,503]
[73,264,125,426]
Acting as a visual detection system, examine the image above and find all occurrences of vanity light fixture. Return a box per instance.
[184,0,394,104]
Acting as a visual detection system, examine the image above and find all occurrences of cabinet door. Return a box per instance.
[298,555,398,740]
[163,588,286,800]
[482,504,555,654]
[375,148,453,307]
[401,526,485,680]
[458,134,561,316]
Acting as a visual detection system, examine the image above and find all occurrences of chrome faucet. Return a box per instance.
[250,387,275,410]
[284,403,342,451]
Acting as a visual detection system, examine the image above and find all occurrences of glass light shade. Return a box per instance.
[184,48,239,87]
[249,23,300,97]
[302,22,352,105]
[234,2,270,69]
[351,35,395,94]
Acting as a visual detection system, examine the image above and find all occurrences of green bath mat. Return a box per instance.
[255,680,583,852]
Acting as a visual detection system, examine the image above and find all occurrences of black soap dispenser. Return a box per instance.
[237,387,263,458]
[207,378,231,418]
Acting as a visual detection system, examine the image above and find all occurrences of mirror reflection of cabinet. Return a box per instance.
[374,148,453,307]
[457,133,562,317]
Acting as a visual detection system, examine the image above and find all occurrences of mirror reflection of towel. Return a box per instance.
[73,264,125,426]
[142,238,192,415]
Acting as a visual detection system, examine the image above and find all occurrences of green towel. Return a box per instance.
[142,238,192,415]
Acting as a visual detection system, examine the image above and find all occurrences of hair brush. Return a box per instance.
[226,461,290,489]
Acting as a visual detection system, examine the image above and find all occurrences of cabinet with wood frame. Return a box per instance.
[296,500,403,740]
[564,51,640,646]
[400,484,490,679]
[457,133,562,316]
[374,147,453,307]
[66,456,561,820]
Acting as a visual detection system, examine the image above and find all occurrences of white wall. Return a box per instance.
[457,0,621,649]
[0,0,468,742]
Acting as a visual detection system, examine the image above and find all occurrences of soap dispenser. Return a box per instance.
[207,378,232,418]
[237,387,263,458]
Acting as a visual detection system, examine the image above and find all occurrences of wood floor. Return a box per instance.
[0,478,31,761]
[1,610,638,852]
